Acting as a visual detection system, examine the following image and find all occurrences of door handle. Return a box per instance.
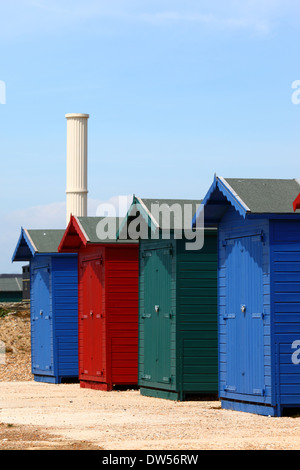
[241,305,246,313]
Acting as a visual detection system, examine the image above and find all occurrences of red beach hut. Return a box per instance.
[58,216,139,391]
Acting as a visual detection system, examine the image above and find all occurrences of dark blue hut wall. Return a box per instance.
[218,206,271,404]
[270,220,300,407]
[52,256,78,378]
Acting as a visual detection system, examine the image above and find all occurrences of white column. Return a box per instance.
[65,113,89,224]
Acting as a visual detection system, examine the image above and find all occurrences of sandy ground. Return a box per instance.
[1,381,300,451]
[1,307,300,451]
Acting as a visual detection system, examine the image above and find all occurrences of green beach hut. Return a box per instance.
[118,196,218,401]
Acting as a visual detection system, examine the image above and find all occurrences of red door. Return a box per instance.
[80,258,106,384]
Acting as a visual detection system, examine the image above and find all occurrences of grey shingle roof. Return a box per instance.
[76,217,137,244]
[27,229,66,253]
[224,178,300,214]
[136,198,202,229]
[0,276,22,292]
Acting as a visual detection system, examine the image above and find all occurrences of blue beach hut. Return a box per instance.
[194,176,300,416]
[12,228,78,384]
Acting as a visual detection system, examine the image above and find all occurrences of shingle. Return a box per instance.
[139,198,202,229]
[76,217,137,244]
[27,229,66,253]
[224,178,300,214]
[0,276,22,292]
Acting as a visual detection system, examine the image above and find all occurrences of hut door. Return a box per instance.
[143,246,172,385]
[81,259,105,381]
[225,235,265,397]
[32,265,53,373]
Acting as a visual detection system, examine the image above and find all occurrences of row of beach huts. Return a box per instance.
[11,114,300,417]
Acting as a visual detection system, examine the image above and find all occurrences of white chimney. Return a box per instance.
[65,113,89,224]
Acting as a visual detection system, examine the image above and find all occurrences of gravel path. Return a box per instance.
[1,381,300,450]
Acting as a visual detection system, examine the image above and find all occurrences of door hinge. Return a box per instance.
[253,388,265,396]
[163,312,173,319]
[224,385,237,392]
[252,312,264,319]
[222,239,235,247]
[162,377,171,384]
[223,314,236,320]
[142,313,152,319]
[252,231,265,243]
[141,374,151,380]
[168,245,173,256]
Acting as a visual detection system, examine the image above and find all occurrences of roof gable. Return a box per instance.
[58,216,136,252]
[194,176,300,226]
[118,196,202,239]
[12,228,67,262]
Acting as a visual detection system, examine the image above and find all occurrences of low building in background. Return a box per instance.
[0,274,23,303]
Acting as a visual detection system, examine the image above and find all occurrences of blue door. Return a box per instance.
[32,264,53,375]
[224,235,265,397]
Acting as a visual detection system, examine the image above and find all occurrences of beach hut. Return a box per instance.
[12,228,78,384]
[58,215,139,391]
[118,196,218,401]
[195,176,300,416]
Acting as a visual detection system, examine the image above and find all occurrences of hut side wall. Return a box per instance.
[106,245,139,386]
[176,230,218,397]
[270,219,300,413]
[51,255,78,380]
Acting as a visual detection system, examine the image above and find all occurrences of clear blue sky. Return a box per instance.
[1,0,300,272]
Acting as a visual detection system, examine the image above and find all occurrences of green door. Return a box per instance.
[142,246,173,386]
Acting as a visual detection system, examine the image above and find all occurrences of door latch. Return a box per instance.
[155,305,160,313]
[241,305,246,314]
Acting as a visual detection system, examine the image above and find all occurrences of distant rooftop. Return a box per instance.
[0,275,22,292]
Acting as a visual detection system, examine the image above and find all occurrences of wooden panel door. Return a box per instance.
[142,246,172,386]
[80,259,106,382]
[31,264,53,375]
[224,235,265,398]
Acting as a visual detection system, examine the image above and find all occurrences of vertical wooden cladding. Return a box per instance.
[271,220,300,410]
[177,232,218,396]
[51,256,79,381]
[106,246,139,385]
[78,244,139,391]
